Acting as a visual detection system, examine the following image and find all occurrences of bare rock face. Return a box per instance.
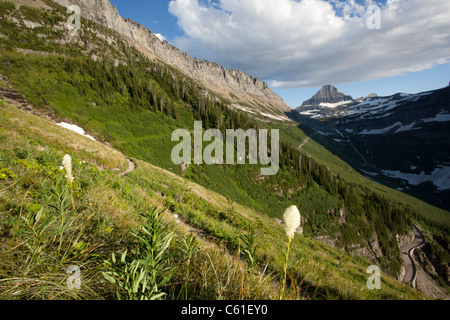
[52,0,290,113]
[302,85,355,106]
[396,229,416,248]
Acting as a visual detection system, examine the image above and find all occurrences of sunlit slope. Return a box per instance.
[0,100,429,299]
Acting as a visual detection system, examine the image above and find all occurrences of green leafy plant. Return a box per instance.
[103,207,175,300]
[0,167,17,180]
[240,232,257,271]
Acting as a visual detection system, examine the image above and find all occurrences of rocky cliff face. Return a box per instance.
[52,0,290,114]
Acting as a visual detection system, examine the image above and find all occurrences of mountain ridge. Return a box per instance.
[52,0,291,115]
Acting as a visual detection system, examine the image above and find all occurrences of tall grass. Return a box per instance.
[0,164,102,299]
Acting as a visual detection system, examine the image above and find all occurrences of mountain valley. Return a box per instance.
[0,0,448,301]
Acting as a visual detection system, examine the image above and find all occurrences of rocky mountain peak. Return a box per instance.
[356,93,378,103]
[302,85,355,106]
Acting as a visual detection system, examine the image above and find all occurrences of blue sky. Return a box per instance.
[110,0,450,108]
[109,0,183,39]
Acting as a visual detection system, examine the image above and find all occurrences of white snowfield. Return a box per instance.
[358,109,449,135]
[260,112,292,122]
[319,100,354,108]
[299,110,321,119]
[303,91,436,121]
[382,165,450,191]
[57,122,96,141]
[232,104,292,122]
[423,110,450,123]
[350,92,434,118]
[360,121,421,135]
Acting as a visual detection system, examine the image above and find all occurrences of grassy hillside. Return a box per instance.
[0,100,428,300]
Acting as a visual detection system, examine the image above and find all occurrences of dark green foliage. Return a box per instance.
[0,1,14,13]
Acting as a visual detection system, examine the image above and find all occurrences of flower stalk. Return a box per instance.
[280,205,301,300]
[62,154,76,212]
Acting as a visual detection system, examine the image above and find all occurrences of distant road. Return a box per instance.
[400,225,425,288]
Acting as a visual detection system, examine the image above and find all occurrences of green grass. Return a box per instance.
[0,100,429,300]
[0,22,433,276]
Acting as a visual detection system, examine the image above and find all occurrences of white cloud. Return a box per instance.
[154,33,167,42]
[168,0,450,88]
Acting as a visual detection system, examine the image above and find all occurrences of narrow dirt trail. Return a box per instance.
[118,158,136,177]
[298,133,317,150]
[299,137,310,150]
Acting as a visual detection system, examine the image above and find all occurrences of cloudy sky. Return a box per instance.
[110,0,450,107]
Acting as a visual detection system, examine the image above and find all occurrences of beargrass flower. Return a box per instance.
[62,154,73,183]
[62,154,76,212]
[280,205,301,299]
[283,205,301,240]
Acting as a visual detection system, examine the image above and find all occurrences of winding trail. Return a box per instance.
[118,158,136,177]
[400,225,425,289]
[299,133,317,150]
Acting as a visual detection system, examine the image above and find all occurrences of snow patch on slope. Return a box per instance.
[58,122,96,141]
[382,166,450,191]
[423,110,450,123]
[319,100,354,108]
[360,121,421,135]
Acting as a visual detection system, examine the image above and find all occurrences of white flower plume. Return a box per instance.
[283,205,301,240]
[62,154,73,183]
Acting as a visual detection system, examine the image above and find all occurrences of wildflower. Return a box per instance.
[62,154,73,183]
[283,205,301,240]
[62,154,76,212]
[280,205,301,299]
